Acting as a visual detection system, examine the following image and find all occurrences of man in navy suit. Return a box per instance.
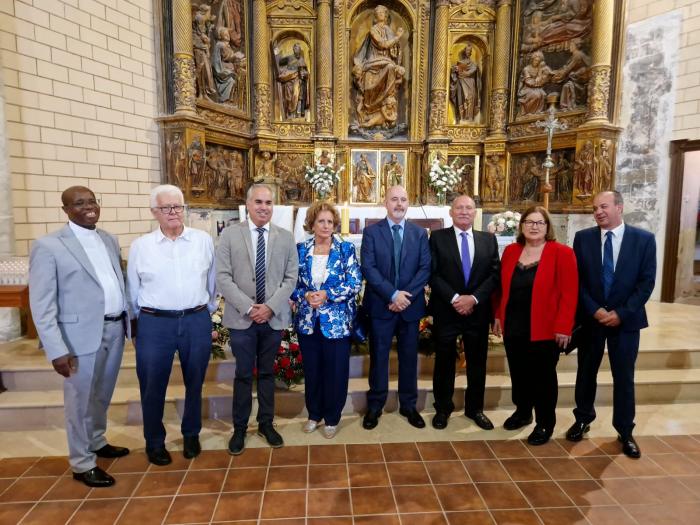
[566,191,656,458]
[361,185,431,429]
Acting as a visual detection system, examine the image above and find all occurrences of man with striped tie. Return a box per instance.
[216,184,298,455]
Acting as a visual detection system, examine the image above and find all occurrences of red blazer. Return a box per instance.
[495,241,578,341]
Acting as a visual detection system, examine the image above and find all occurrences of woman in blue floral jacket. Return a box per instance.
[291,202,362,438]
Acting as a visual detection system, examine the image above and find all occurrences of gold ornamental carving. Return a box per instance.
[317,87,333,133]
[272,122,314,137]
[509,114,585,139]
[254,84,272,131]
[489,89,508,134]
[173,55,197,113]
[198,107,252,135]
[429,90,448,134]
[446,126,487,141]
[585,65,611,122]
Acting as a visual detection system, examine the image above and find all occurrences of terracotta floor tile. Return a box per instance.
[526,439,568,458]
[612,455,665,477]
[399,513,448,525]
[133,470,185,497]
[633,436,674,453]
[270,445,308,466]
[0,502,32,524]
[434,483,485,511]
[680,475,700,498]
[672,501,700,525]
[354,515,401,525]
[189,449,231,469]
[451,441,495,460]
[488,440,531,459]
[537,507,588,525]
[555,438,606,457]
[107,453,151,474]
[24,457,69,477]
[229,446,271,468]
[178,468,226,494]
[0,477,56,503]
[635,476,698,502]
[115,496,173,525]
[67,499,127,525]
[19,500,80,525]
[591,437,624,456]
[659,435,700,453]
[309,444,346,464]
[94,457,115,472]
[164,493,218,524]
[491,509,541,525]
[649,453,700,475]
[259,520,305,525]
[538,457,591,480]
[558,479,616,506]
[348,463,390,487]
[148,452,191,472]
[598,477,655,505]
[42,476,91,500]
[308,464,348,488]
[0,458,37,478]
[686,452,700,467]
[463,459,510,482]
[382,442,422,462]
[307,518,353,525]
[222,466,267,492]
[350,486,397,514]
[346,443,384,463]
[425,461,469,484]
[580,505,637,525]
[86,472,142,499]
[386,462,430,485]
[212,491,262,521]
[576,456,629,479]
[307,488,351,516]
[516,480,575,507]
[417,441,459,461]
[445,511,495,525]
[0,479,12,495]
[500,458,550,481]
[266,465,307,490]
[624,503,695,525]
[476,482,530,510]
[260,489,306,519]
[393,485,441,513]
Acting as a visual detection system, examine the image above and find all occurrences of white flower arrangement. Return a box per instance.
[427,157,465,200]
[487,210,521,236]
[304,161,345,199]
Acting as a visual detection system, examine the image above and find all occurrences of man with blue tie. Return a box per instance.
[566,191,656,458]
[361,185,431,429]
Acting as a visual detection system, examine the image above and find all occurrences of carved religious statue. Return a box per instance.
[381,153,404,198]
[216,0,242,49]
[188,137,206,194]
[552,40,591,111]
[354,153,376,202]
[597,140,613,191]
[255,151,276,181]
[574,140,595,196]
[521,155,541,201]
[517,51,552,116]
[273,42,310,120]
[484,155,504,202]
[167,132,186,188]
[552,151,573,201]
[212,27,246,107]
[228,151,245,200]
[352,5,405,131]
[449,43,481,123]
[192,4,216,101]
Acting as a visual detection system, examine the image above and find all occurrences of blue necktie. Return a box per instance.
[255,227,266,303]
[603,231,614,299]
[461,232,471,286]
[392,224,402,288]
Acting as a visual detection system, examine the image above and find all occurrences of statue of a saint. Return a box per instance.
[354,154,376,202]
[383,153,404,187]
[552,152,573,200]
[574,140,595,195]
[256,151,276,181]
[167,133,186,188]
[273,43,310,120]
[192,4,216,101]
[517,51,552,116]
[216,0,242,49]
[228,152,245,200]
[212,27,246,106]
[188,137,205,191]
[449,43,481,123]
[352,5,405,129]
[597,140,613,191]
[484,155,504,202]
[521,156,541,201]
[552,40,591,111]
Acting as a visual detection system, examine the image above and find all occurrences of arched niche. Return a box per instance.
[269,29,313,122]
[448,35,489,126]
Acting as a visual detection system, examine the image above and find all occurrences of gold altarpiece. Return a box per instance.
[156,0,624,213]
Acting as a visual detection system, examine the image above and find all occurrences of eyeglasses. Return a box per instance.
[68,198,100,209]
[155,205,186,214]
[523,220,547,227]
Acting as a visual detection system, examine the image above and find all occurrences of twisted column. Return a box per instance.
[585,0,614,124]
[316,0,333,135]
[172,0,196,115]
[252,0,272,132]
[487,0,512,138]
[428,0,450,138]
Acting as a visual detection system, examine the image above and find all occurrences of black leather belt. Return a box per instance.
[140,305,207,318]
[104,312,126,322]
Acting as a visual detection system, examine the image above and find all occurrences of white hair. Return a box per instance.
[150,184,184,208]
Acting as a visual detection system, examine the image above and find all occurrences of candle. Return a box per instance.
[475,208,483,232]
[341,204,350,235]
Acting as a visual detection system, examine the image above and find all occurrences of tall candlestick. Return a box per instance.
[341,203,350,235]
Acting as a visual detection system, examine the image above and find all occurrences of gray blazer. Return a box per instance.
[29,224,127,362]
[216,221,298,330]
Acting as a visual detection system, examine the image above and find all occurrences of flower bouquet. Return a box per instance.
[304,161,345,200]
[274,328,304,387]
[427,157,466,204]
[487,210,521,236]
[211,296,229,360]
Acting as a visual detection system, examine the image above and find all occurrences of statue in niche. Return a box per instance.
[216,0,242,49]
[517,51,552,116]
[318,150,331,166]
[212,27,246,107]
[272,42,310,120]
[521,155,541,201]
[255,151,276,181]
[228,151,246,200]
[597,140,613,191]
[352,5,406,131]
[574,140,595,196]
[449,43,481,123]
[192,4,216,101]
[167,132,187,188]
[484,155,504,202]
[552,40,591,111]
[188,137,206,192]
[354,153,376,202]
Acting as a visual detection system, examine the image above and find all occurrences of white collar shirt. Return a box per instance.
[453,226,475,266]
[249,221,270,264]
[600,222,625,269]
[127,226,217,317]
[69,220,124,316]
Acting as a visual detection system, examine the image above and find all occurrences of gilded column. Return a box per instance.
[428,0,450,138]
[252,0,272,133]
[316,0,333,135]
[172,0,196,115]
[585,0,615,124]
[487,0,512,138]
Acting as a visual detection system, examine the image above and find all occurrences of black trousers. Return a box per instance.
[504,336,560,431]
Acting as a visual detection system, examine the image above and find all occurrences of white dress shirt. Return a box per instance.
[69,221,124,316]
[451,225,478,304]
[127,226,217,316]
[600,222,625,269]
[249,221,270,264]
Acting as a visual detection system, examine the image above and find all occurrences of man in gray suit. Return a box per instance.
[29,186,129,488]
[216,184,298,454]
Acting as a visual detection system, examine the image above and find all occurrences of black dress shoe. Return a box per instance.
[92,444,130,458]
[432,412,449,429]
[527,426,553,446]
[257,423,284,448]
[228,430,246,456]
[400,408,426,429]
[362,410,381,430]
[183,435,201,459]
[618,435,641,458]
[565,421,590,442]
[73,466,115,488]
[503,413,533,431]
[466,412,494,430]
[146,447,172,466]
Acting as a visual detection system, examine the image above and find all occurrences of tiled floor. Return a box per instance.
[1,436,699,525]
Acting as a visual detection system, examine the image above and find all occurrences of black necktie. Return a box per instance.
[392,224,402,288]
[255,227,266,303]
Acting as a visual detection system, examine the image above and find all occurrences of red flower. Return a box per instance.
[273,363,279,373]
[289,342,300,353]
[285,368,295,379]
[296,353,303,364]
[277,346,286,354]
[279,357,291,369]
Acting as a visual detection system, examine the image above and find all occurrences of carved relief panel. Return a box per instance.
[276,151,314,204]
[573,137,614,205]
[204,143,249,205]
[509,148,575,207]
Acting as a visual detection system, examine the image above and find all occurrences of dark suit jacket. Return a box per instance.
[429,227,500,332]
[361,219,431,322]
[573,224,656,332]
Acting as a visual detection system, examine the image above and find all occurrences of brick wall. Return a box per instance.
[0,0,160,256]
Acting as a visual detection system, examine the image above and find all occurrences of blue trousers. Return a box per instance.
[298,321,350,426]
[135,309,211,451]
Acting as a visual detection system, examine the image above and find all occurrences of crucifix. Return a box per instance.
[536,94,567,210]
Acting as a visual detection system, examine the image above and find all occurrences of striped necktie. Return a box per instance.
[255,227,266,303]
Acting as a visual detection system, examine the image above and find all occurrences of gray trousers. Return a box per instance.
[63,319,125,473]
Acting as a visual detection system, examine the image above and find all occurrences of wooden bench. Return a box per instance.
[0,285,37,339]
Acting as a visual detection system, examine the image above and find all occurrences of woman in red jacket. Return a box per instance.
[494,205,578,445]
